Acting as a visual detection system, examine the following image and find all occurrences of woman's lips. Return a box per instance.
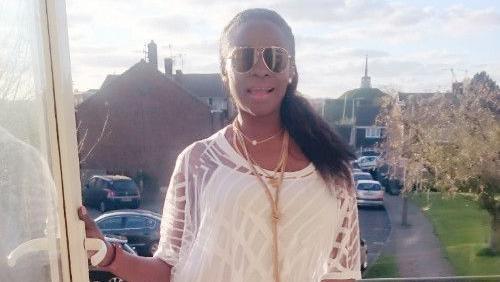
[247,87,275,99]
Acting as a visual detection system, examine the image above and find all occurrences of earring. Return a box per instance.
[288,77,292,84]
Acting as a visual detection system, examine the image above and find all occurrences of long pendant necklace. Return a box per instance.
[232,122,289,282]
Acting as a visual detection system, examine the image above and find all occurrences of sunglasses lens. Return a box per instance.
[263,47,288,73]
[232,48,255,73]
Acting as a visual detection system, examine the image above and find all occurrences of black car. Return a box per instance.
[95,209,162,257]
[83,175,141,212]
[89,236,136,282]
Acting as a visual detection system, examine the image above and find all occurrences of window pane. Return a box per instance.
[125,217,147,229]
[98,217,123,230]
[0,0,63,281]
[67,1,500,280]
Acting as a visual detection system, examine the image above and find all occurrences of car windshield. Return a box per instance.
[357,183,382,191]
[354,174,372,181]
[112,180,138,190]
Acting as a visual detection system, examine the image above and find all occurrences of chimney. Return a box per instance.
[174,69,183,82]
[147,40,158,70]
[164,58,173,78]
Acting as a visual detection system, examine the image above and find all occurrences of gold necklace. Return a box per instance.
[231,123,286,188]
[233,124,283,146]
[233,122,289,282]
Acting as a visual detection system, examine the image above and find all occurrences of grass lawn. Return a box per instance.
[410,192,500,276]
[363,255,399,279]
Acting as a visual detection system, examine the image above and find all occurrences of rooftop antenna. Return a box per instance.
[143,44,148,61]
[168,44,173,58]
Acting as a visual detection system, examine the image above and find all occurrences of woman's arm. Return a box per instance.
[105,247,172,282]
[78,206,172,282]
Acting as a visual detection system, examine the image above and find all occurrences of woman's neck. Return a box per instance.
[235,111,283,140]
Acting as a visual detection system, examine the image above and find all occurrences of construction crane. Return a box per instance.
[441,68,468,84]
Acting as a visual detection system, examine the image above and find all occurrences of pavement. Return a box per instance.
[382,194,456,278]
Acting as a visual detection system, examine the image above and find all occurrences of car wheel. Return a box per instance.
[108,277,124,282]
[99,201,107,213]
[149,241,159,256]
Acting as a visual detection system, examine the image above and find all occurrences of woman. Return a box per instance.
[79,8,361,282]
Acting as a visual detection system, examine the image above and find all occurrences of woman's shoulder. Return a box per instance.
[176,127,227,164]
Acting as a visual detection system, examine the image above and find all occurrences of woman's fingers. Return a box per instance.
[78,206,104,240]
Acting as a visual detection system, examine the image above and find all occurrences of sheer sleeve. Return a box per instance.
[321,180,362,281]
[154,147,194,267]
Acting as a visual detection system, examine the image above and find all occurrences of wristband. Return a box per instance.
[98,243,117,268]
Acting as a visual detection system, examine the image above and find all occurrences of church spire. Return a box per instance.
[361,55,372,88]
[364,55,368,77]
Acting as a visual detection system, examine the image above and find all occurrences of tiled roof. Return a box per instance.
[174,73,228,98]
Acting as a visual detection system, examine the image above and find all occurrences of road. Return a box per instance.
[358,205,391,267]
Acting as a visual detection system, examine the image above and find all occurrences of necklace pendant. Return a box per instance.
[251,140,257,146]
[268,177,280,188]
[272,212,280,222]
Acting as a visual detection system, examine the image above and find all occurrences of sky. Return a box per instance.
[66,0,500,99]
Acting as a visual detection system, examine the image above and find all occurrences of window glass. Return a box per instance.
[98,217,123,230]
[357,183,382,191]
[125,217,147,229]
[0,0,64,281]
[67,0,500,280]
[113,180,139,191]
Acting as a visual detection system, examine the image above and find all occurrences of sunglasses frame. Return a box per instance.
[226,46,292,74]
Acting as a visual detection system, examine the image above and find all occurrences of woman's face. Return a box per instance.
[224,20,294,117]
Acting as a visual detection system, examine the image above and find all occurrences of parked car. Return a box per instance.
[356,156,380,171]
[95,209,162,257]
[353,172,373,185]
[89,235,136,282]
[360,238,368,272]
[352,168,363,174]
[350,160,361,169]
[83,175,141,212]
[356,180,384,207]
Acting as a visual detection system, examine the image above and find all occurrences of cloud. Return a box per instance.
[140,15,198,34]
[442,5,500,35]
[66,0,500,97]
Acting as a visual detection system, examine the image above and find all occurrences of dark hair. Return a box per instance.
[219,8,355,186]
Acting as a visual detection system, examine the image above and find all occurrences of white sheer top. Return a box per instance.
[154,127,361,282]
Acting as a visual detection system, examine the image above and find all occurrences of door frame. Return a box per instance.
[43,0,89,281]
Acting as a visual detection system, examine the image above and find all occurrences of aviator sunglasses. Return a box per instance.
[227,46,291,74]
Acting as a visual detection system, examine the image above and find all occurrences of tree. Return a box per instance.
[378,72,500,253]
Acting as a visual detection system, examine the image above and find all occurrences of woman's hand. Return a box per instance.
[78,206,115,267]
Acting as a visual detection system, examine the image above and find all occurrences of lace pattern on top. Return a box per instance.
[154,130,361,281]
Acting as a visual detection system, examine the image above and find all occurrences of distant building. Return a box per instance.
[173,71,234,129]
[74,89,98,106]
[324,57,388,155]
[76,58,214,198]
[75,40,240,198]
[306,97,326,118]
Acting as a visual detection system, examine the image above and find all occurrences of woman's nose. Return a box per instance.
[251,53,270,77]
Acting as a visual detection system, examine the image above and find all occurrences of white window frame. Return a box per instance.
[42,0,90,280]
[365,126,382,138]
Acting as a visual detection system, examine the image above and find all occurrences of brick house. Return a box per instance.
[76,59,214,198]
